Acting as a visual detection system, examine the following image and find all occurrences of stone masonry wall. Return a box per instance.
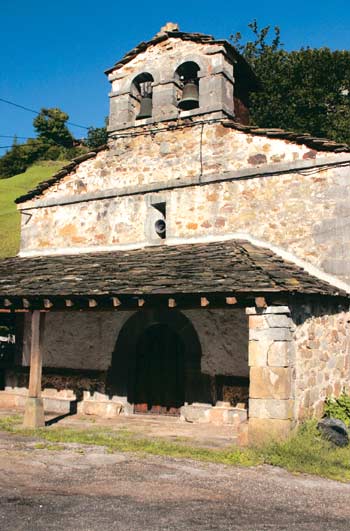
[21,309,248,377]
[19,123,350,283]
[183,309,248,377]
[22,311,134,371]
[292,303,350,421]
[22,124,332,200]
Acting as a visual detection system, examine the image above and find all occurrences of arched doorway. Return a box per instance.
[133,324,185,414]
[107,309,212,415]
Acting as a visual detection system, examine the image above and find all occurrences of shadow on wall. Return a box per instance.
[106,309,213,405]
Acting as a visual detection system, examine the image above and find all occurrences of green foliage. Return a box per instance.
[0,107,87,178]
[33,107,74,148]
[324,393,350,427]
[232,21,350,144]
[0,163,65,258]
[86,126,108,149]
[262,421,350,481]
[0,137,28,178]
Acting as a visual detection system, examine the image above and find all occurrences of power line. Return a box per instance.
[0,97,89,130]
[0,146,13,149]
[0,134,29,140]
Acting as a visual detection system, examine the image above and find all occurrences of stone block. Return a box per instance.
[208,406,247,425]
[249,398,295,420]
[249,328,292,342]
[266,314,293,328]
[0,391,20,409]
[79,400,123,418]
[225,407,248,424]
[23,398,45,428]
[248,418,294,445]
[180,403,211,423]
[249,314,292,330]
[208,407,226,424]
[250,367,292,399]
[43,397,71,415]
[246,306,290,315]
[268,341,295,367]
[248,340,270,367]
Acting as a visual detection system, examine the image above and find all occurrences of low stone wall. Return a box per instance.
[293,302,350,420]
[5,367,107,400]
[0,388,75,414]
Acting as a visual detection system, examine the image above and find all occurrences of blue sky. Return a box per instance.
[1,0,349,153]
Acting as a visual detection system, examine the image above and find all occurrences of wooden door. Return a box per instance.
[133,324,185,415]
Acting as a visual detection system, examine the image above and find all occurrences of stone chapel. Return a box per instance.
[0,23,349,444]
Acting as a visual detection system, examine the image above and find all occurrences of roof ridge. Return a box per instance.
[221,120,350,153]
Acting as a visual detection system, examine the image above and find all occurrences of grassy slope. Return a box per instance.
[0,163,64,258]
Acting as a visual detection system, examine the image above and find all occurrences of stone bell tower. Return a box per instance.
[105,23,259,132]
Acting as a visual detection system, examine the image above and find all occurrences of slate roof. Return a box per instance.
[0,240,346,299]
[104,28,259,91]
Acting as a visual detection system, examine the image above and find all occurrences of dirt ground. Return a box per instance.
[0,431,350,531]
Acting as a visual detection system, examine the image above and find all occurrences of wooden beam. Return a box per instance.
[255,296,267,309]
[88,299,98,308]
[23,310,45,428]
[28,311,45,398]
[200,297,210,307]
[226,296,237,305]
[112,297,121,308]
[168,298,176,308]
[22,298,30,309]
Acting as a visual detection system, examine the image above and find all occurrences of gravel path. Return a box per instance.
[0,432,349,530]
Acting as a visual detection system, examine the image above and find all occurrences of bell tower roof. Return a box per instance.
[105,24,259,91]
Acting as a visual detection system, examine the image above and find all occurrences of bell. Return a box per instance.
[178,81,199,111]
[137,96,152,119]
[155,219,166,238]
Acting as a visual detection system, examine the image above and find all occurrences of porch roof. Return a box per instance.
[0,240,347,304]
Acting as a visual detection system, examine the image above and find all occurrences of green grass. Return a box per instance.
[0,162,65,258]
[262,421,350,482]
[1,416,349,481]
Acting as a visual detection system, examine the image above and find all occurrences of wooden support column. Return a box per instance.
[23,311,45,428]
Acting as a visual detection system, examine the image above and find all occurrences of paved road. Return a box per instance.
[0,432,349,531]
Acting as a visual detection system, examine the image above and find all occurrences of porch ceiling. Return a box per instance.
[0,240,346,308]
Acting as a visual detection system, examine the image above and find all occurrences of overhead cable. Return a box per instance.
[0,97,89,130]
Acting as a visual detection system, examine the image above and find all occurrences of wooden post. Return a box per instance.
[23,311,45,428]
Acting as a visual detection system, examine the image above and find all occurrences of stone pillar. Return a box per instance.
[23,311,45,428]
[246,306,296,444]
[152,82,179,120]
[108,92,133,130]
[199,72,234,117]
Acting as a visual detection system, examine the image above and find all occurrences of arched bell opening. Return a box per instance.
[107,309,212,415]
[175,61,200,111]
[131,72,154,120]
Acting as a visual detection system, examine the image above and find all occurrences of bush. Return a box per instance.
[324,393,350,426]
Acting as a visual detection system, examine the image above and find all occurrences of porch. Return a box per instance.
[0,239,347,444]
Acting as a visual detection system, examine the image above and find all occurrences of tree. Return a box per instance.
[86,125,108,149]
[232,21,350,144]
[33,107,74,148]
[0,137,28,178]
